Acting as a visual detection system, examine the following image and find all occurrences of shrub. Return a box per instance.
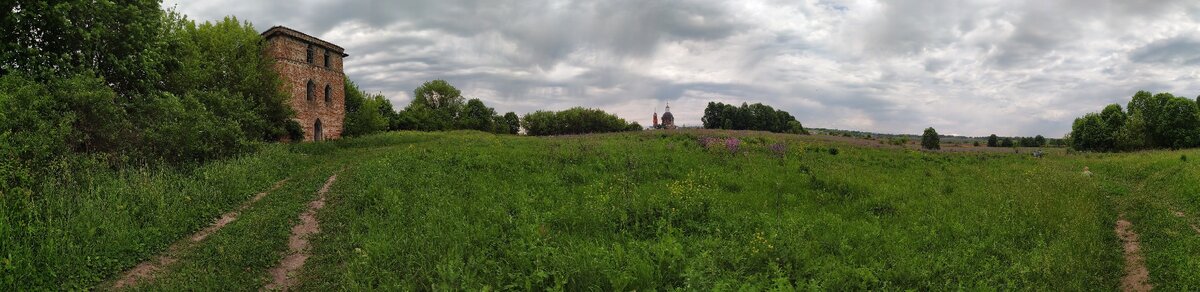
[829,147,839,155]
[921,127,941,150]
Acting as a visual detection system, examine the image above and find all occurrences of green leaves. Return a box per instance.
[1072,91,1200,151]
[921,127,940,150]
[521,107,640,136]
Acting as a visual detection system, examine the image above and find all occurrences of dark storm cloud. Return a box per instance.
[165,0,1200,136]
[1130,35,1200,65]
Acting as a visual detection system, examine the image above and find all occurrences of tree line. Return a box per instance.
[700,102,807,134]
[342,79,522,137]
[522,107,643,136]
[1070,91,1200,151]
[342,79,640,137]
[986,134,1049,147]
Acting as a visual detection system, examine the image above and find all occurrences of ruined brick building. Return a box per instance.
[262,26,347,141]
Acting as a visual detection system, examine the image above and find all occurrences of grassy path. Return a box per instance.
[265,173,338,290]
[108,178,289,289]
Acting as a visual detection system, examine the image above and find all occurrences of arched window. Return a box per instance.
[306,80,315,102]
[324,84,332,104]
[324,50,331,68]
[306,44,314,63]
[314,119,323,141]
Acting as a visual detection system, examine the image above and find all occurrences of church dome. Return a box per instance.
[661,111,674,122]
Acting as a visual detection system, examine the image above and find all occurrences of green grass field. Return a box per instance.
[4,130,1199,290]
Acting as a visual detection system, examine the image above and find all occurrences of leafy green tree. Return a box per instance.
[987,134,999,147]
[401,80,469,131]
[1160,97,1200,148]
[1,0,165,95]
[342,78,390,137]
[1033,135,1046,147]
[521,107,639,136]
[701,101,805,133]
[921,127,940,150]
[1070,113,1112,151]
[160,14,294,141]
[502,112,521,134]
[460,98,497,132]
[1001,138,1015,147]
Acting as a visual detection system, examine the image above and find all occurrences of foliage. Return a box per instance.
[701,101,807,134]
[393,80,514,134]
[987,134,999,147]
[0,4,294,178]
[522,107,642,136]
[460,98,497,132]
[398,80,465,131]
[1071,91,1200,151]
[1001,137,1015,147]
[0,0,165,94]
[921,127,940,150]
[502,112,521,135]
[342,78,391,137]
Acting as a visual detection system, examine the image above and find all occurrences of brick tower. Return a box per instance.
[262,26,348,141]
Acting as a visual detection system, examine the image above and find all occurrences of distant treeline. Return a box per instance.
[343,79,521,137]
[342,79,637,137]
[1070,91,1200,151]
[522,107,643,136]
[700,102,807,134]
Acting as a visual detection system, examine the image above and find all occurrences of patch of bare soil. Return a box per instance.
[1170,209,1200,234]
[112,179,289,289]
[264,173,337,291]
[1115,214,1152,292]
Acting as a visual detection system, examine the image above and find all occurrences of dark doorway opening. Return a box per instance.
[314,119,323,141]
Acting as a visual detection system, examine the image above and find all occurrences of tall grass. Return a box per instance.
[0,145,310,289]
[296,130,1198,290]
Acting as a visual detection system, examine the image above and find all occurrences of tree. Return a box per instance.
[921,127,940,150]
[701,101,805,134]
[460,98,496,132]
[502,112,520,134]
[405,80,465,131]
[1033,135,1046,147]
[342,78,390,137]
[521,107,639,136]
[1070,113,1112,151]
[987,134,999,147]
[1160,97,1200,148]
[1,0,165,95]
[1001,137,1015,147]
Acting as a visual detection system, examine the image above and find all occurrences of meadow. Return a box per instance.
[3,130,1198,290]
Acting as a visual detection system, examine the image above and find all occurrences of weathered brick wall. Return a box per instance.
[265,34,345,141]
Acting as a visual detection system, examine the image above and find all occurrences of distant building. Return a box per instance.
[262,26,348,141]
[660,103,676,129]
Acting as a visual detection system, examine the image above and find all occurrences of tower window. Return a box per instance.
[324,50,331,68]
[324,84,332,104]
[306,44,314,63]
[306,80,315,102]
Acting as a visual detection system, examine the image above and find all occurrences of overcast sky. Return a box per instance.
[164,0,1200,137]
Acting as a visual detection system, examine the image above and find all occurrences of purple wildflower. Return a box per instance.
[769,143,786,158]
[725,137,740,154]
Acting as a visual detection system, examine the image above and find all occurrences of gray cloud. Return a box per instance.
[1130,35,1200,65]
[165,0,1200,137]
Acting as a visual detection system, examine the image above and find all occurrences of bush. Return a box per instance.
[921,127,940,150]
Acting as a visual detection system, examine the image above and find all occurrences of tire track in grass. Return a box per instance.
[1115,213,1152,292]
[264,173,337,291]
[111,178,290,289]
